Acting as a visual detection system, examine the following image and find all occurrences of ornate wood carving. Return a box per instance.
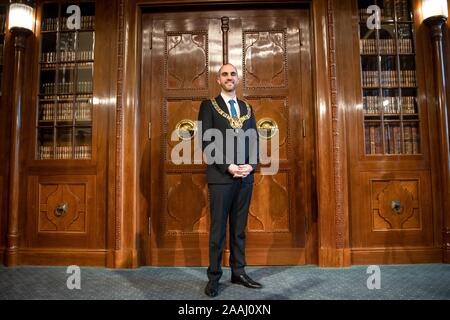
[166,32,208,89]
[166,174,207,233]
[372,180,420,230]
[249,173,290,232]
[115,0,125,250]
[163,172,209,235]
[243,30,287,88]
[327,0,345,249]
[356,171,434,249]
[38,184,87,232]
[221,17,229,64]
[140,6,313,265]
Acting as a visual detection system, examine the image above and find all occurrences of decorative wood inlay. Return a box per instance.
[243,30,287,88]
[166,32,208,90]
[38,184,87,232]
[249,174,290,232]
[371,180,421,230]
[327,0,345,248]
[166,174,208,234]
[115,0,125,250]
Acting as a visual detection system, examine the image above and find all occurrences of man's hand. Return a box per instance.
[228,164,254,178]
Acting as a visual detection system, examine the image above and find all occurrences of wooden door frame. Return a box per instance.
[114,0,350,268]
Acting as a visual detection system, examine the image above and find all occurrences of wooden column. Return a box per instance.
[313,0,351,267]
[6,30,31,267]
[221,16,229,65]
[425,16,450,263]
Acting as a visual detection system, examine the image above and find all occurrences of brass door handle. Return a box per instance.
[257,118,278,139]
[176,119,197,140]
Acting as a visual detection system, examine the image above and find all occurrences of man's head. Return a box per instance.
[217,64,239,93]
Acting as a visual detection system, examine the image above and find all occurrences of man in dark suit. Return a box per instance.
[198,64,262,298]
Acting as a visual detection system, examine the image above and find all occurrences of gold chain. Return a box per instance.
[210,98,252,129]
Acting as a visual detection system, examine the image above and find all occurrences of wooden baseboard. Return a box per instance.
[113,249,139,268]
[148,248,210,266]
[148,248,305,266]
[0,248,4,266]
[444,248,450,264]
[7,247,445,267]
[319,248,352,267]
[18,248,112,267]
[239,248,305,265]
[351,247,442,264]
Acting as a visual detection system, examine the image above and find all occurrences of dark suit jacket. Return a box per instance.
[198,95,259,184]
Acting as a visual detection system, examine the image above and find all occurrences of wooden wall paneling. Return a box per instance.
[0,0,12,263]
[24,175,96,246]
[116,0,139,268]
[348,0,442,264]
[93,0,118,267]
[300,5,319,266]
[136,5,316,266]
[310,0,350,267]
[131,1,324,266]
[104,0,120,268]
[122,0,352,268]
[328,0,352,266]
[415,0,445,260]
[15,0,114,266]
[138,3,151,267]
[443,0,450,262]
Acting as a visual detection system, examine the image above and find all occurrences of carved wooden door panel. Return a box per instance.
[140,9,314,266]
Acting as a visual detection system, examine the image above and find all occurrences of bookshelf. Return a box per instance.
[37,1,95,160]
[358,0,420,155]
[0,4,6,97]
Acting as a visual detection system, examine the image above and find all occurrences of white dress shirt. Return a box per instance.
[221,92,240,117]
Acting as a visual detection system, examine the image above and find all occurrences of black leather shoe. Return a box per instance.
[204,280,219,297]
[231,274,263,289]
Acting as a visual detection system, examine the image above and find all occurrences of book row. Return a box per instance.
[41,16,95,32]
[363,96,416,114]
[362,70,416,87]
[359,0,411,21]
[360,39,413,55]
[365,124,419,155]
[40,103,92,121]
[41,51,94,63]
[39,145,92,160]
[42,82,93,95]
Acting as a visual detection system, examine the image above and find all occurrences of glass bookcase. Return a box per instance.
[37,1,95,160]
[0,4,7,97]
[358,0,420,155]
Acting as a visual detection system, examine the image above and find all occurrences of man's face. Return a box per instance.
[217,64,239,92]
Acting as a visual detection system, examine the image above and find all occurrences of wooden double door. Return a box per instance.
[140,7,316,266]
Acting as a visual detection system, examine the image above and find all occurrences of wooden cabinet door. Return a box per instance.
[140,8,314,266]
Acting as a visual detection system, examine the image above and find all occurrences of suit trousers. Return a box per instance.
[207,180,253,282]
